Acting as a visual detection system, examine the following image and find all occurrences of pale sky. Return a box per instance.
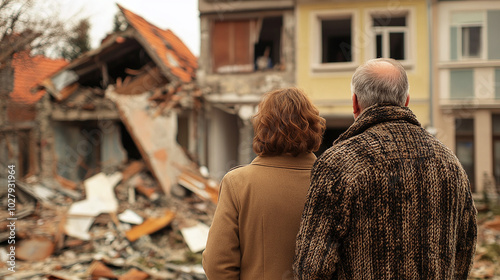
[55,0,200,56]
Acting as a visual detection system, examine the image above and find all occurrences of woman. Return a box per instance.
[202,87,326,279]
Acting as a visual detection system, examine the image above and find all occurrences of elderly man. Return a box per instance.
[294,58,477,279]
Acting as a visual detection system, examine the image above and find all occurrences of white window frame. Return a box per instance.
[365,8,414,68]
[451,11,487,61]
[310,9,359,72]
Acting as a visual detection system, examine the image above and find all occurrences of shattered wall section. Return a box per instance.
[106,89,191,195]
[101,122,127,172]
[198,10,295,95]
[197,8,296,179]
[50,118,128,182]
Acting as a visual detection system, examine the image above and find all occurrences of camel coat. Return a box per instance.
[203,153,316,280]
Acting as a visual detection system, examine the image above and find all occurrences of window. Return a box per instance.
[211,16,283,73]
[321,17,352,63]
[455,118,475,192]
[371,13,408,61]
[450,11,484,60]
[311,10,357,71]
[461,26,482,58]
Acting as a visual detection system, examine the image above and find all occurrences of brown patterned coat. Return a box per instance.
[293,105,477,279]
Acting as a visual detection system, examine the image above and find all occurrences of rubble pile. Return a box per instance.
[0,160,218,280]
[469,203,500,279]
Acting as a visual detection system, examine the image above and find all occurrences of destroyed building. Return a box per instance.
[0,5,220,279]
[197,0,296,180]
[0,50,67,179]
[39,5,203,196]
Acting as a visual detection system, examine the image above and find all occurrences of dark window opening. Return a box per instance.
[372,14,407,60]
[54,121,140,182]
[18,130,31,178]
[389,32,405,60]
[254,17,282,71]
[54,121,101,181]
[376,34,383,58]
[455,118,475,192]
[321,18,352,63]
[462,26,481,58]
[373,16,406,27]
[120,122,142,161]
[177,114,190,153]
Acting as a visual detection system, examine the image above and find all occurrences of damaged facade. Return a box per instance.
[1,5,220,279]
[40,5,204,196]
[0,51,67,180]
[197,0,296,180]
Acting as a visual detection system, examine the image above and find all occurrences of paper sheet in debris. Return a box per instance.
[106,90,190,194]
[118,209,144,225]
[65,172,122,240]
[180,223,210,253]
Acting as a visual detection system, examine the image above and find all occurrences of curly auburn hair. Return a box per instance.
[252,87,326,157]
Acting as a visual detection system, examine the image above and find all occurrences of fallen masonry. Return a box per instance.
[0,160,218,280]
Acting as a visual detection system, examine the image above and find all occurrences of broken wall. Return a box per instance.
[52,120,127,182]
[0,59,39,178]
[198,4,296,178]
[198,9,296,95]
[107,89,191,194]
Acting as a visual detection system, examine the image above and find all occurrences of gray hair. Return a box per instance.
[350,58,409,109]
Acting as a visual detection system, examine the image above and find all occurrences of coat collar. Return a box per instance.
[334,104,421,144]
[250,153,317,170]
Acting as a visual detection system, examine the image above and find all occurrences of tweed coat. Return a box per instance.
[293,105,477,279]
[203,153,316,280]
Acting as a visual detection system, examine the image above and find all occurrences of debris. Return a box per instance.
[43,177,81,200]
[64,172,123,240]
[135,184,160,201]
[180,222,210,253]
[83,172,122,213]
[87,260,117,279]
[118,268,149,280]
[0,5,216,278]
[484,216,500,231]
[118,209,144,225]
[177,169,219,203]
[46,272,81,280]
[121,161,145,182]
[0,247,8,262]
[16,237,55,261]
[64,216,94,241]
[106,90,191,195]
[125,210,176,242]
[54,175,78,191]
[33,183,56,200]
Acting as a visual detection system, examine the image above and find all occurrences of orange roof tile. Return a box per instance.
[9,51,68,105]
[118,5,198,83]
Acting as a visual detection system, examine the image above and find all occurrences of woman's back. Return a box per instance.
[202,87,326,280]
[203,154,315,279]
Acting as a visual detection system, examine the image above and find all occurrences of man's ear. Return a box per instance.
[405,94,410,106]
[352,94,361,119]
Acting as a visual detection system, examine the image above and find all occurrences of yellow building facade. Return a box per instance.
[296,0,430,151]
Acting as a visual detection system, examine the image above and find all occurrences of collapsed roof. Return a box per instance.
[41,4,204,196]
